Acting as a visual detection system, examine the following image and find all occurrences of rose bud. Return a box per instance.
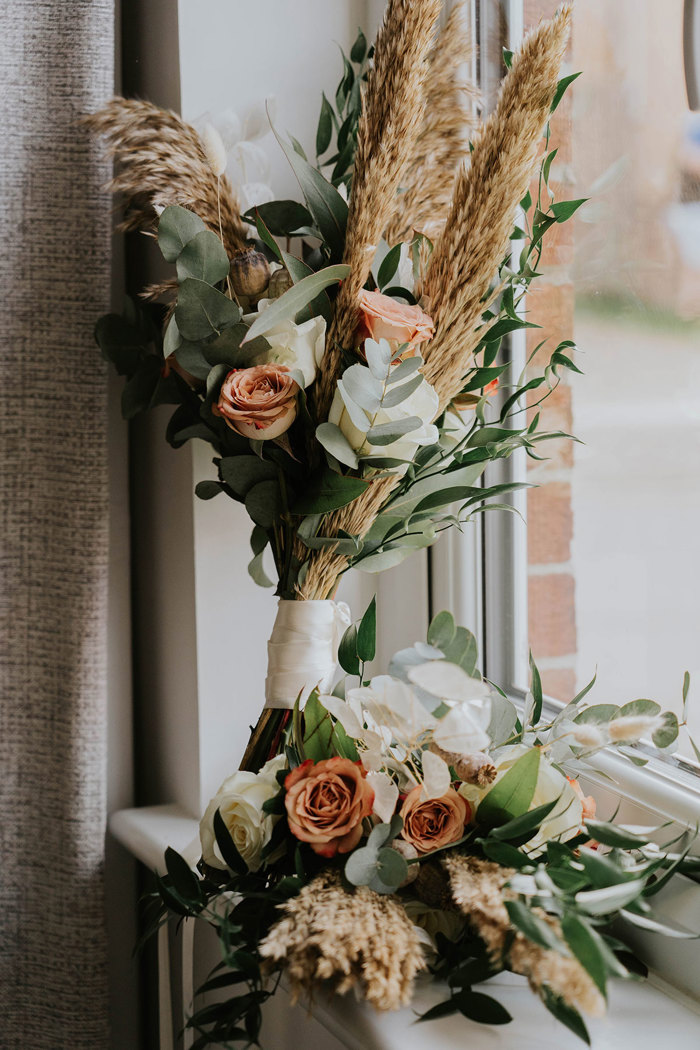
[214,364,299,440]
[284,757,375,858]
[356,289,434,357]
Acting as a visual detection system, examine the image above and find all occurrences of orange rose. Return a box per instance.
[284,757,375,858]
[214,364,298,440]
[399,786,470,854]
[356,290,434,355]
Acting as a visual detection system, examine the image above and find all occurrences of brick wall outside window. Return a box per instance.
[524,0,577,700]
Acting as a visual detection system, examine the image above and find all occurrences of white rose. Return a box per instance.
[199,754,286,873]
[245,300,326,388]
[458,744,583,854]
[329,371,439,473]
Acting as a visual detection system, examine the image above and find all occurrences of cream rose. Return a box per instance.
[246,300,326,388]
[329,370,439,472]
[199,754,286,873]
[459,744,583,853]
[356,290,434,354]
[214,363,299,440]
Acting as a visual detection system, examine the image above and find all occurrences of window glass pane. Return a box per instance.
[527,0,700,762]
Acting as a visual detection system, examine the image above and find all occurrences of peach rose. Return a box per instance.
[214,364,298,440]
[399,786,470,855]
[356,290,434,355]
[284,757,375,858]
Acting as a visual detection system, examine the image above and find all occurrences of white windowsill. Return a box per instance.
[110,805,700,1050]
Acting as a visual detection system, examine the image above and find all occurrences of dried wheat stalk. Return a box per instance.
[313,0,443,424]
[444,854,605,1017]
[299,6,570,600]
[385,4,480,246]
[85,98,247,257]
[259,870,426,1010]
[422,4,571,409]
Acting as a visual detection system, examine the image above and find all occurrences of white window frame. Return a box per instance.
[428,0,700,832]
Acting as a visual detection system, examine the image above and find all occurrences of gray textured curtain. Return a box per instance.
[0,2,115,1047]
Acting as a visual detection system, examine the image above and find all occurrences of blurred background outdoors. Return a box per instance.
[526,0,700,758]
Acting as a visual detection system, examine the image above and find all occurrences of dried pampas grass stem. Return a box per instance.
[422,5,571,409]
[314,0,443,424]
[259,871,425,1011]
[444,854,605,1018]
[85,98,247,257]
[385,4,480,246]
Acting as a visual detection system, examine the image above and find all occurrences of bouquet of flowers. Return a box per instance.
[88,0,697,1045]
[149,610,693,1047]
[89,0,582,772]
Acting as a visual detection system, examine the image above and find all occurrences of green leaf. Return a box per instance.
[315,422,359,469]
[574,704,619,725]
[550,71,582,113]
[366,416,423,445]
[377,243,402,290]
[338,623,360,676]
[417,998,459,1022]
[490,798,559,843]
[220,455,278,497]
[244,479,281,528]
[357,596,377,663]
[303,692,334,761]
[248,549,274,588]
[354,547,414,573]
[213,809,248,874]
[164,846,201,903]
[273,124,349,260]
[478,839,531,868]
[529,651,543,724]
[505,900,564,952]
[477,749,540,827]
[455,990,512,1026]
[158,205,207,262]
[292,469,368,515]
[561,914,626,997]
[427,610,456,651]
[175,278,241,341]
[540,987,590,1044]
[316,93,334,156]
[195,480,223,500]
[441,625,478,675]
[502,47,513,69]
[121,357,162,420]
[242,264,349,343]
[583,820,649,850]
[246,199,314,237]
[652,711,679,749]
[575,878,647,916]
[550,198,588,222]
[350,28,367,63]
[176,229,230,285]
[95,312,146,374]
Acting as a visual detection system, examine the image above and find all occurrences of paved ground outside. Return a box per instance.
[571,308,700,757]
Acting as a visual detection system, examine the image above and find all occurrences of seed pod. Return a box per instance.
[392,839,419,887]
[429,743,497,788]
[229,246,270,300]
[267,267,293,299]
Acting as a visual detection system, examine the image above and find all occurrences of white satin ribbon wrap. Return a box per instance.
[264,599,352,710]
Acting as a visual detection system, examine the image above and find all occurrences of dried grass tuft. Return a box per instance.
[422,5,571,409]
[385,4,480,246]
[444,853,605,1018]
[314,0,443,424]
[85,98,247,257]
[259,870,426,1010]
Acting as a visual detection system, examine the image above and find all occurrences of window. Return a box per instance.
[434,0,700,800]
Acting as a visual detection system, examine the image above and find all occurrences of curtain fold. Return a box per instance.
[0,2,115,1046]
